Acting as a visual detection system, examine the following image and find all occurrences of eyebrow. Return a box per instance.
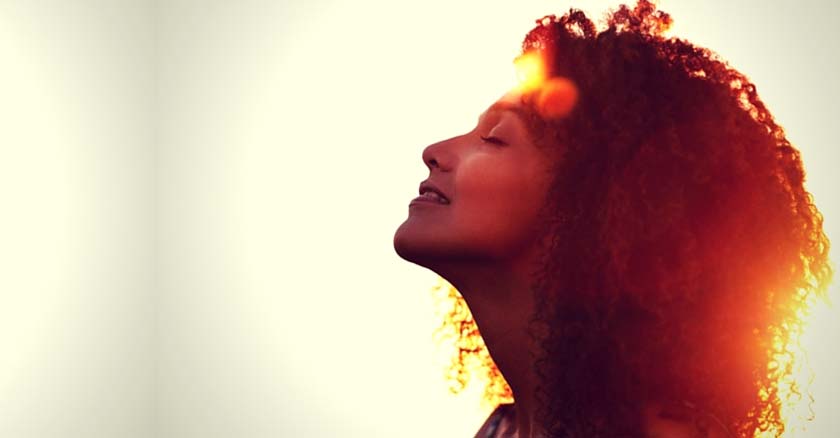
[477,101,531,124]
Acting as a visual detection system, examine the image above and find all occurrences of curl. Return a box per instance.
[435,1,833,436]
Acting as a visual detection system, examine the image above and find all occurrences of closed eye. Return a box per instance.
[480,135,507,146]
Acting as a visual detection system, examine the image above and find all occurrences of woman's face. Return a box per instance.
[393,91,554,268]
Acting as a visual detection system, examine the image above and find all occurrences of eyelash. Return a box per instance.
[480,135,506,146]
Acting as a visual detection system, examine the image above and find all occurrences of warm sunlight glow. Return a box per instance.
[762,299,813,437]
[769,281,838,438]
[536,77,579,119]
[432,277,513,413]
[514,51,547,92]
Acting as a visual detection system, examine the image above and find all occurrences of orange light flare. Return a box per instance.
[513,52,546,93]
[537,77,579,119]
[513,52,579,119]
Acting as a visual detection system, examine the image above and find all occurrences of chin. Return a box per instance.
[393,224,453,270]
[394,227,494,276]
[393,224,431,265]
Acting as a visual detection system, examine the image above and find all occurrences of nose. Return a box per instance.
[422,138,453,172]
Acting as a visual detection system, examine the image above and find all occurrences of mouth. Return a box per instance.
[413,190,450,205]
[410,192,450,206]
[417,180,450,204]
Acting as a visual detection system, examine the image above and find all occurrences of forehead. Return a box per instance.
[477,89,557,155]
[478,90,531,122]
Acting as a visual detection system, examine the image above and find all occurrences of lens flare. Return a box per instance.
[514,52,546,92]
[513,52,579,119]
[536,77,579,119]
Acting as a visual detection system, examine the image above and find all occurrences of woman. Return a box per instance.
[393,1,832,437]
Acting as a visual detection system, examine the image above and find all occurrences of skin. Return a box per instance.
[394,89,550,437]
[393,90,553,269]
[393,90,727,438]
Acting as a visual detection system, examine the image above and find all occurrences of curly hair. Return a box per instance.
[433,1,833,436]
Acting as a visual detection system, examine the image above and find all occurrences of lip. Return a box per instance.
[409,195,448,206]
[418,180,450,202]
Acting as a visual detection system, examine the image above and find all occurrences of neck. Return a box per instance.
[431,255,543,438]
[429,259,730,438]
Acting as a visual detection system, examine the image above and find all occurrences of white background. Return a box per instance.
[0,1,838,437]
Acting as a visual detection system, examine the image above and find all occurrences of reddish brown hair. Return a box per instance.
[436,1,832,436]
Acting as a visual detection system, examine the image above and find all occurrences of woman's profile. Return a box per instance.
[393,1,832,437]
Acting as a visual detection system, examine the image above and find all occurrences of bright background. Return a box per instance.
[0,1,837,437]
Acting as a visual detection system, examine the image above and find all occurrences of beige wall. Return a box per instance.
[0,1,155,437]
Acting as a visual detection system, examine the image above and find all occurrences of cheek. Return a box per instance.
[454,153,546,242]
